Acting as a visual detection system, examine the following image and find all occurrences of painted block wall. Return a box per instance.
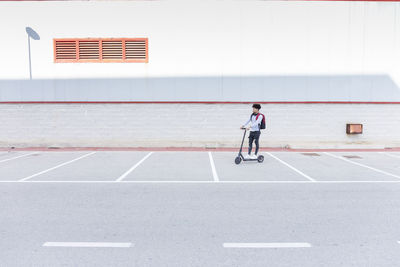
[0,103,398,148]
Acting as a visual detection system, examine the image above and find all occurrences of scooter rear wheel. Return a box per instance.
[235,156,242,165]
[257,155,264,163]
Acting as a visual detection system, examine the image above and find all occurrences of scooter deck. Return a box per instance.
[239,153,260,161]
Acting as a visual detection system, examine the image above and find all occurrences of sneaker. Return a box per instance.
[245,154,251,159]
[250,154,257,159]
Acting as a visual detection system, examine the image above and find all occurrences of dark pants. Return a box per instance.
[248,131,261,155]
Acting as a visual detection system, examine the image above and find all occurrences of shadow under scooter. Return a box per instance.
[235,128,264,165]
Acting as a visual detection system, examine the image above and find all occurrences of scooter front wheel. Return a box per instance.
[235,156,242,165]
[257,155,264,163]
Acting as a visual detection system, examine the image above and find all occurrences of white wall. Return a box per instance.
[0,103,399,149]
[1,1,400,101]
[1,1,399,148]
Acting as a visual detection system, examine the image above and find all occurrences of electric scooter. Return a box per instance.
[235,128,264,165]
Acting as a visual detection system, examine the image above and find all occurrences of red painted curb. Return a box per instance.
[1,147,400,152]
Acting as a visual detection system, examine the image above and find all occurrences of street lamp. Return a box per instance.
[25,27,40,80]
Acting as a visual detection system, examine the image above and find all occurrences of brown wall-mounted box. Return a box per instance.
[346,124,363,134]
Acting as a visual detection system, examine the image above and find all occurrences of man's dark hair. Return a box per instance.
[252,103,261,110]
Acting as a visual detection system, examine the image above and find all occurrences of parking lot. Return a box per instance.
[1,150,400,266]
[2,150,400,183]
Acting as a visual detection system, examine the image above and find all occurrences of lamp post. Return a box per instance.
[25,27,40,80]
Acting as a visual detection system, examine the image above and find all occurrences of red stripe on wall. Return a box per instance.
[3,0,400,1]
[1,101,400,104]
[303,0,400,1]
[2,0,400,1]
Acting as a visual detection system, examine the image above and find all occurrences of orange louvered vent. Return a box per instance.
[125,40,147,61]
[54,38,148,63]
[102,40,123,60]
[79,40,99,60]
[55,40,77,60]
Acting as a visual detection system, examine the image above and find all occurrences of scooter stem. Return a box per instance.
[239,129,247,155]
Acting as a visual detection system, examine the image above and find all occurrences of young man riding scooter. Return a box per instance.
[240,104,264,159]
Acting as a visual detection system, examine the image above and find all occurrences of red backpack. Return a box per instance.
[250,113,266,130]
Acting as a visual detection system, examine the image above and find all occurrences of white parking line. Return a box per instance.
[324,152,400,180]
[0,153,36,163]
[19,152,96,182]
[116,152,153,182]
[266,152,315,182]
[380,152,400,159]
[43,242,132,248]
[223,242,312,248]
[208,152,219,182]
